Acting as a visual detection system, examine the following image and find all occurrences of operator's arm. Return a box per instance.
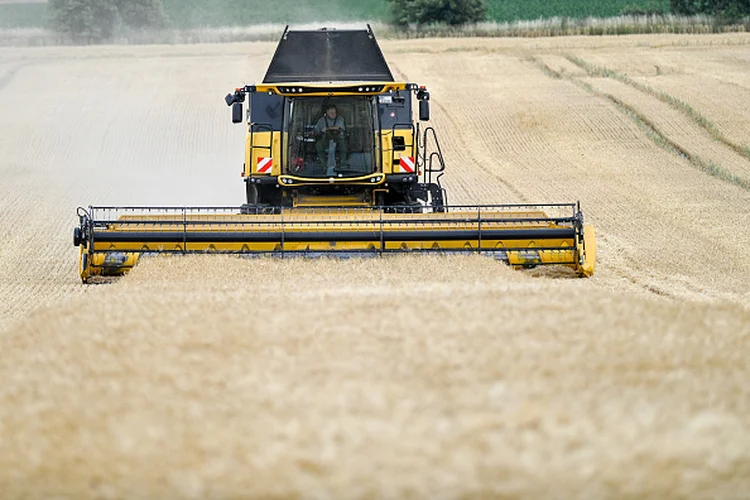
[314,116,326,134]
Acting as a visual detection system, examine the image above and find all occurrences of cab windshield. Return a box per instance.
[286,96,376,178]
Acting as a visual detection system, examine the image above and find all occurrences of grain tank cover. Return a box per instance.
[263,26,394,84]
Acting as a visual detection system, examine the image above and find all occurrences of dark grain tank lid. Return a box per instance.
[263,26,394,84]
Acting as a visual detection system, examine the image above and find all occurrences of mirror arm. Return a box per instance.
[225,85,255,107]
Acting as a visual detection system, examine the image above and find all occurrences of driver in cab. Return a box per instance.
[314,104,347,167]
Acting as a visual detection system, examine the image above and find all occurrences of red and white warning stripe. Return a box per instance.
[256,157,273,173]
[398,155,415,173]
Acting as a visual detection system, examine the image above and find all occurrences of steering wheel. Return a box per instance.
[325,129,341,140]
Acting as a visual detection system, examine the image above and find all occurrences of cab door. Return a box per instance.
[378,90,414,175]
[247,91,284,176]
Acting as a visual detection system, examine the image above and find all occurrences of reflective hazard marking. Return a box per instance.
[257,157,273,173]
[398,155,415,173]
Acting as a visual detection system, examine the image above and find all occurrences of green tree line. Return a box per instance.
[669,0,750,19]
[47,0,750,42]
[388,0,750,25]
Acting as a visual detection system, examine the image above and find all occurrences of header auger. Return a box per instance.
[74,25,596,283]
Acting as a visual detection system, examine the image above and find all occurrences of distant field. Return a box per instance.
[0,0,671,29]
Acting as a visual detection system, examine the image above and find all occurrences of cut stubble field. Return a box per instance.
[0,34,749,497]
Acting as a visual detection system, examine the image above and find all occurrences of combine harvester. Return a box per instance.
[73,26,595,283]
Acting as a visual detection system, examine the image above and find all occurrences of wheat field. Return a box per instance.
[1,34,749,498]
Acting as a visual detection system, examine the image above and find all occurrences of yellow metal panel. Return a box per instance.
[247,131,283,175]
[577,225,596,277]
[380,132,393,175]
[380,129,416,175]
[294,193,370,207]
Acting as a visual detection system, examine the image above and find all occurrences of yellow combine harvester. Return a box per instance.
[73,26,595,282]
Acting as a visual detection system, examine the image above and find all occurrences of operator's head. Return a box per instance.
[325,104,337,119]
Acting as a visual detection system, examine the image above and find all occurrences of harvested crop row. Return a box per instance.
[632,73,750,153]
[568,45,750,151]
[583,75,750,184]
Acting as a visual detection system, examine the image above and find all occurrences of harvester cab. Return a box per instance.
[224,26,444,213]
[73,25,596,283]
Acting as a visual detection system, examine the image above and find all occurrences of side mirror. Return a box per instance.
[393,135,406,152]
[232,102,243,123]
[417,88,430,121]
[419,100,430,121]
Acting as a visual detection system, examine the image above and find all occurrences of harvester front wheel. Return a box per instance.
[246,183,258,205]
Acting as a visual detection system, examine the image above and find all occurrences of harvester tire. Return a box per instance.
[246,183,258,205]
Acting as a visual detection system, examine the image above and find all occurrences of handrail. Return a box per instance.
[421,126,446,185]
[249,122,275,172]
